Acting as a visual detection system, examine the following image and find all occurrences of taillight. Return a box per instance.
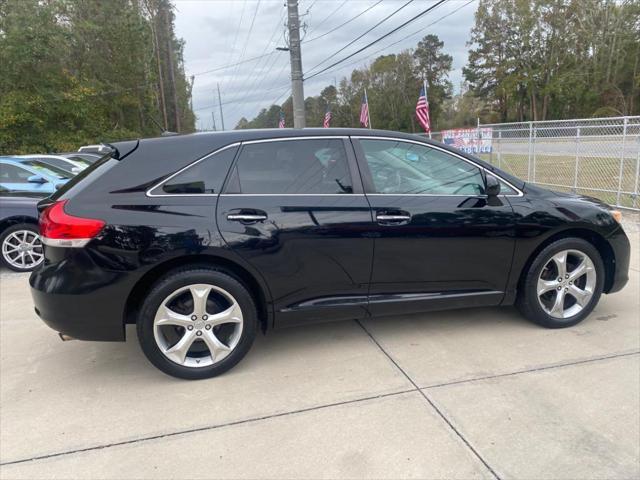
[39,200,105,247]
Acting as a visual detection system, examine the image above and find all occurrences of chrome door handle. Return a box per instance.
[376,215,411,222]
[227,214,268,222]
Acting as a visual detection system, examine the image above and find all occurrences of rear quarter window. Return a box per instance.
[151,145,238,195]
[49,154,115,201]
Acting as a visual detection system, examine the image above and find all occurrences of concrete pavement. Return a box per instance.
[1,228,638,479]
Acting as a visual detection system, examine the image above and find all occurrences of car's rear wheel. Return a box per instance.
[517,238,604,328]
[0,224,44,272]
[136,267,257,379]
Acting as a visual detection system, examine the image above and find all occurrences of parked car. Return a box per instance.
[18,155,86,175]
[0,187,44,271]
[30,129,630,379]
[0,157,70,194]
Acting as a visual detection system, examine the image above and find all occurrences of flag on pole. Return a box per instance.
[323,105,332,128]
[359,91,369,128]
[416,84,431,134]
[278,110,285,129]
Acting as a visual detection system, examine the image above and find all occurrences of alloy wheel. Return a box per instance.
[2,230,44,270]
[537,249,596,319]
[153,283,244,368]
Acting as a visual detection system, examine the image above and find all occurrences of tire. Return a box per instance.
[517,237,604,328]
[136,266,258,379]
[0,223,44,272]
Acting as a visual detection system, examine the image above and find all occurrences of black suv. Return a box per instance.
[30,129,630,379]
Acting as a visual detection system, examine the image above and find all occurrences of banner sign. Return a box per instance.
[442,127,493,154]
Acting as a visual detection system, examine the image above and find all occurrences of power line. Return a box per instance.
[305,0,449,81]
[303,0,383,44]
[305,0,474,82]
[272,87,291,106]
[194,80,290,112]
[303,0,348,39]
[222,0,262,93]
[231,0,470,126]
[305,0,415,76]
[191,52,274,77]
[224,3,287,111]
[221,0,248,88]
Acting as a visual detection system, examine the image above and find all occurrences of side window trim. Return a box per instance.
[221,136,363,195]
[146,142,240,197]
[351,136,523,197]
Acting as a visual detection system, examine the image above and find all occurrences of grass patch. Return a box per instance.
[477,153,639,209]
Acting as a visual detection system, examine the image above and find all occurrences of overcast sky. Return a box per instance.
[173,0,478,130]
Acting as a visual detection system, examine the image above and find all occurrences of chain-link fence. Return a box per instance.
[428,116,640,211]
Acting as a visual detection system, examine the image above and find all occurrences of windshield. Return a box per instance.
[22,160,71,179]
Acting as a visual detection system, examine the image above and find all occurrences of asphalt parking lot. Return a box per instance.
[1,225,638,479]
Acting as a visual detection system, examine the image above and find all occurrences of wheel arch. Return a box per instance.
[123,254,272,333]
[0,216,39,234]
[516,227,616,295]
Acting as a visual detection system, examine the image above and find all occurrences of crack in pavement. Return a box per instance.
[2,344,638,469]
[354,319,502,480]
[423,350,640,390]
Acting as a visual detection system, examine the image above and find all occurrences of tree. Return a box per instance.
[413,34,453,125]
[464,0,640,122]
[0,0,195,154]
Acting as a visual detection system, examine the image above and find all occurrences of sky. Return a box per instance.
[173,0,478,130]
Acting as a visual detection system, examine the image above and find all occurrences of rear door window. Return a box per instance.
[229,139,352,194]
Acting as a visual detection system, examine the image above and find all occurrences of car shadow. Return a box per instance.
[80,304,532,382]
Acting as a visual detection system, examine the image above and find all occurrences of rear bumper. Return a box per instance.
[29,249,133,341]
[606,226,630,294]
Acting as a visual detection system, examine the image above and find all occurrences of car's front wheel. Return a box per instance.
[517,238,604,328]
[137,267,258,379]
[0,223,44,272]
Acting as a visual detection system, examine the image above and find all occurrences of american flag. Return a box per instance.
[278,110,285,129]
[359,92,369,128]
[323,105,332,128]
[416,85,431,133]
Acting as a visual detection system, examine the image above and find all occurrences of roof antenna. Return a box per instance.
[147,112,178,136]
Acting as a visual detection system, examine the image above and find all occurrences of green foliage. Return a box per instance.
[0,0,195,154]
[464,0,640,122]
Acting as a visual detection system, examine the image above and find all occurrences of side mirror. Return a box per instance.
[485,174,501,197]
[27,175,47,184]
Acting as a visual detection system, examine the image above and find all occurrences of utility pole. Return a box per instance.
[211,111,217,131]
[286,0,305,128]
[164,7,180,132]
[217,83,225,130]
[189,75,195,112]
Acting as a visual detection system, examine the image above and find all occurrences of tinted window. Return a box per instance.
[161,145,238,194]
[0,164,33,183]
[360,139,484,195]
[232,139,352,194]
[499,180,517,195]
